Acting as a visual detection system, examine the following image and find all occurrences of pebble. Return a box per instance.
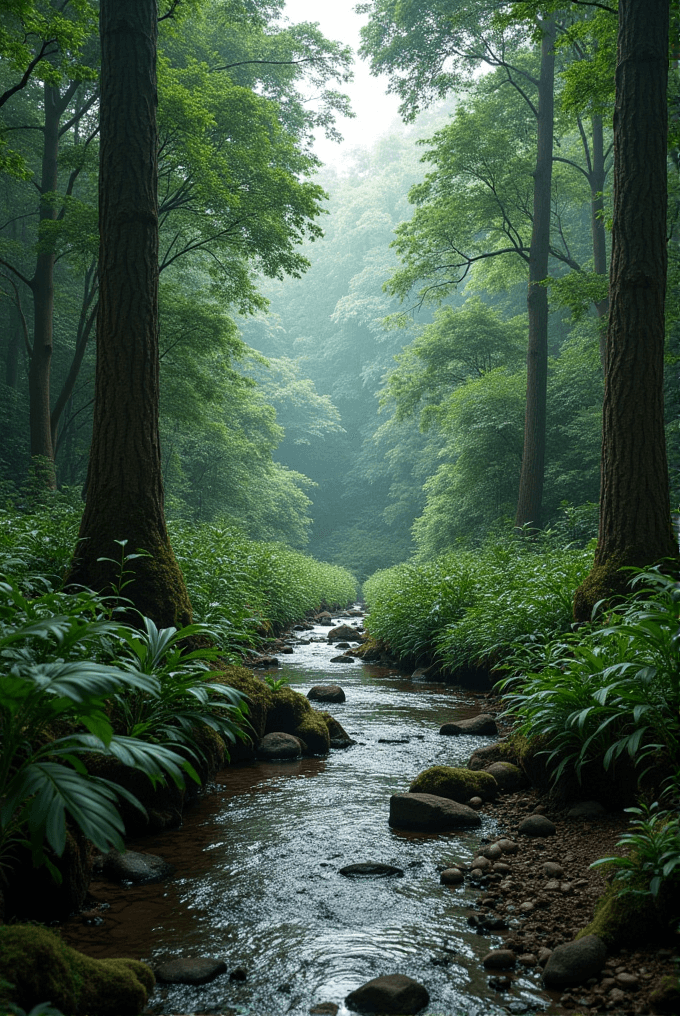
[483,949,516,969]
[471,855,493,870]
[616,972,639,990]
[545,878,561,891]
[440,867,464,885]
[497,838,519,854]
[480,843,503,861]
[493,861,511,874]
[468,796,483,809]
[542,861,565,878]
[537,947,553,966]
[518,953,537,966]
[518,901,535,913]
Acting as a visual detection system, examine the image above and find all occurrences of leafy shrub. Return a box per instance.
[362,531,592,670]
[498,567,680,786]
[592,801,680,899]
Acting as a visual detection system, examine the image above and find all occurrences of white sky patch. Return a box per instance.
[282,0,404,170]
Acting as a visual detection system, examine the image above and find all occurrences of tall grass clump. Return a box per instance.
[363,532,592,671]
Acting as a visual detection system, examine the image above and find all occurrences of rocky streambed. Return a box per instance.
[53,607,678,1016]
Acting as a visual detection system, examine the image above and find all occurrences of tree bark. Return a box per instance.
[67,0,192,628]
[574,0,678,620]
[514,18,556,531]
[590,113,610,366]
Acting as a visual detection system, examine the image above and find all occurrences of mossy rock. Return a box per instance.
[577,877,680,949]
[468,741,520,771]
[0,924,154,1015]
[220,666,273,741]
[409,766,498,803]
[649,974,680,1013]
[266,685,312,733]
[296,711,331,754]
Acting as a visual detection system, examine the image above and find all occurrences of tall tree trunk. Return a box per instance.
[514,17,555,531]
[28,83,60,488]
[574,0,678,620]
[590,113,610,366]
[67,0,192,628]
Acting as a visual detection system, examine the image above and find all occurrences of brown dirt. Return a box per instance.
[469,785,680,1015]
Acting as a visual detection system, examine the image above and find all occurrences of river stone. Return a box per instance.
[471,855,492,871]
[542,935,606,989]
[518,814,556,837]
[326,715,356,749]
[101,849,174,885]
[389,793,481,831]
[328,624,361,641]
[307,684,346,703]
[484,761,528,791]
[567,800,606,819]
[479,842,503,860]
[439,713,498,736]
[345,974,429,1014]
[440,867,464,885]
[409,765,498,803]
[543,861,565,878]
[257,731,302,759]
[339,863,404,878]
[483,949,516,970]
[330,655,355,663]
[497,838,519,854]
[310,1005,339,1015]
[154,957,227,985]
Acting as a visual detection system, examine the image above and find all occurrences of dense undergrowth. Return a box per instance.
[362,532,592,672]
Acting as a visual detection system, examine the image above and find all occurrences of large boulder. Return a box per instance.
[257,732,302,760]
[409,765,497,802]
[439,713,498,736]
[328,624,363,642]
[389,793,481,831]
[542,935,606,989]
[307,685,346,703]
[0,924,154,1016]
[345,974,429,1014]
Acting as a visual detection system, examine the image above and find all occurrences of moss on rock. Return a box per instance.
[409,765,498,802]
[577,877,680,950]
[0,924,154,1015]
[296,712,331,754]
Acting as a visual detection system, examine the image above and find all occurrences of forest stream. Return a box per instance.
[60,609,549,1016]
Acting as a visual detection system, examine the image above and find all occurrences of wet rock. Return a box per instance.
[518,814,556,837]
[439,713,498,736]
[378,738,410,744]
[518,953,538,967]
[328,624,363,641]
[488,975,511,991]
[483,949,516,970]
[339,863,404,878]
[280,646,295,654]
[100,850,174,885]
[345,973,429,1014]
[484,761,528,792]
[409,765,498,803]
[616,972,639,990]
[497,838,519,854]
[257,732,302,760]
[310,1004,339,1015]
[307,684,346,703]
[468,796,483,810]
[389,793,481,831]
[542,935,606,989]
[479,842,503,861]
[467,741,517,770]
[567,800,606,819]
[470,855,493,871]
[330,655,355,663]
[335,642,351,648]
[252,655,279,668]
[154,956,227,985]
[440,868,464,885]
[542,861,565,878]
[230,966,247,981]
[324,715,356,749]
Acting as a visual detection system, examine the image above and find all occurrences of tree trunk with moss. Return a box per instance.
[574,0,678,621]
[66,0,191,627]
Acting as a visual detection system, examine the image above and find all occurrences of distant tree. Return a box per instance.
[66,0,193,626]
[574,0,679,617]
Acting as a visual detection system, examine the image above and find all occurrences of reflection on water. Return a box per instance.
[60,616,547,1015]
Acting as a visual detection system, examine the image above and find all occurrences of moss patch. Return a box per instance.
[0,924,154,1015]
[409,765,498,802]
[296,711,331,754]
[577,877,680,950]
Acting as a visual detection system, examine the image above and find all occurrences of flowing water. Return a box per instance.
[61,612,549,1016]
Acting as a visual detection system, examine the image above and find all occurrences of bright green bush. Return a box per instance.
[498,567,680,786]
[362,533,592,669]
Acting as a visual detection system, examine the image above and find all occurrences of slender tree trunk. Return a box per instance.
[514,18,555,531]
[590,113,610,367]
[28,83,61,487]
[67,0,192,628]
[574,0,678,620]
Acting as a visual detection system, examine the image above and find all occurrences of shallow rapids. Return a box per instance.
[61,611,548,1016]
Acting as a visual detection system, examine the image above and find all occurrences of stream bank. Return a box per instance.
[52,607,677,1016]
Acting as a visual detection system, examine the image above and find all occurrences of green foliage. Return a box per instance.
[592,802,680,900]
[363,525,592,668]
[499,567,680,786]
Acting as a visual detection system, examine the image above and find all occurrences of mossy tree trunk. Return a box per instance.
[574,0,678,621]
[66,0,192,628]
